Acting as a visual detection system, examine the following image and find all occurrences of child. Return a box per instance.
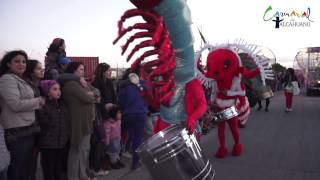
[103,106,125,169]
[39,80,70,180]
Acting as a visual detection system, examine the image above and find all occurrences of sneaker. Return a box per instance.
[122,152,132,158]
[265,108,269,112]
[239,124,246,128]
[116,160,125,168]
[111,162,122,169]
[285,108,293,112]
[257,106,262,111]
[131,162,142,171]
[94,170,110,176]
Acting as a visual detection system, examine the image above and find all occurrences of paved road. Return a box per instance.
[101,92,320,180]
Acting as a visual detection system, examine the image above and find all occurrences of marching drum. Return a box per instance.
[213,106,239,123]
[136,125,215,180]
[256,85,274,100]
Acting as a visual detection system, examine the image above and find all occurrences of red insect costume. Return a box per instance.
[194,42,265,158]
[114,0,207,136]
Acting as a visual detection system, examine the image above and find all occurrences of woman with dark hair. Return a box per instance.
[23,59,45,180]
[59,61,99,180]
[91,63,116,111]
[282,68,298,112]
[24,59,44,96]
[44,38,70,80]
[0,50,45,180]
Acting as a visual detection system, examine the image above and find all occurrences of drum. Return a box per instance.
[256,85,274,100]
[213,106,239,123]
[136,125,215,180]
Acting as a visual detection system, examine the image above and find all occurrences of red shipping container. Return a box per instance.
[69,57,99,81]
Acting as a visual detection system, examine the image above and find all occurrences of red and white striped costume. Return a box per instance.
[204,48,260,158]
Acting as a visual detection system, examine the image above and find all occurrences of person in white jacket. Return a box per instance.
[0,50,45,180]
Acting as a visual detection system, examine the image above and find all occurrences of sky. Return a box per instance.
[1,0,320,68]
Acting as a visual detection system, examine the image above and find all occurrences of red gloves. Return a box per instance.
[186,117,197,135]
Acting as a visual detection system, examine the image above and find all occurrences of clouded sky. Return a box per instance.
[1,0,320,67]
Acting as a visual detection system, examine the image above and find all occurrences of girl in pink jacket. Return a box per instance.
[103,106,125,169]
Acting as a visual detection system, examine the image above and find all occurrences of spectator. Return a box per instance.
[59,61,97,180]
[38,80,70,180]
[91,63,116,116]
[0,124,10,180]
[102,106,125,169]
[44,38,69,80]
[282,68,299,112]
[118,72,148,171]
[0,50,45,180]
[24,59,44,95]
[23,59,44,180]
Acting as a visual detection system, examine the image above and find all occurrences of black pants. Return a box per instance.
[41,146,69,180]
[121,113,147,168]
[6,135,34,180]
[0,169,7,180]
[258,98,270,109]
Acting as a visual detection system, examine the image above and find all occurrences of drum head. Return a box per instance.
[137,125,184,153]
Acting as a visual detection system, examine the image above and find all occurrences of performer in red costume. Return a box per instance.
[205,47,260,158]
[195,40,274,158]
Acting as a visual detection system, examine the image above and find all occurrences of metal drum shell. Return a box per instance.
[136,125,215,180]
[213,106,239,123]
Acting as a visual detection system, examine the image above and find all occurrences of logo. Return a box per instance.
[263,5,314,29]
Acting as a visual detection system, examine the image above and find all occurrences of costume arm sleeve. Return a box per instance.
[236,96,247,111]
[186,79,207,125]
[242,68,260,79]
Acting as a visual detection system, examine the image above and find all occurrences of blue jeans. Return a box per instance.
[106,139,121,153]
[121,113,147,167]
[0,168,7,180]
[106,139,121,163]
[6,135,34,180]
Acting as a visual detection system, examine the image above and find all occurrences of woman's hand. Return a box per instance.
[105,103,114,110]
[87,91,94,97]
[38,96,46,106]
[80,77,88,88]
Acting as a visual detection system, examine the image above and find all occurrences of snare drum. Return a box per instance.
[257,85,274,100]
[136,125,215,180]
[213,106,239,123]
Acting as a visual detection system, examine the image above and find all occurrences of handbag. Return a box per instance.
[292,81,300,95]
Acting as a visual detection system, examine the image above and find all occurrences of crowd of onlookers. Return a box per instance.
[0,38,150,180]
[0,38,303,180]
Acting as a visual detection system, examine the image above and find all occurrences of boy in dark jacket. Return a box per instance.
[39,80,70,180]
[118,73,148,170]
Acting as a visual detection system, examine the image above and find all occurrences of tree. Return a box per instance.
[272,63,286,74]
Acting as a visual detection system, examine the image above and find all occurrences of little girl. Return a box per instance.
[39,80,70,180]
[103,106,125,169]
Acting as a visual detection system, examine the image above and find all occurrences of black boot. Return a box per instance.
[116,160,125,168]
